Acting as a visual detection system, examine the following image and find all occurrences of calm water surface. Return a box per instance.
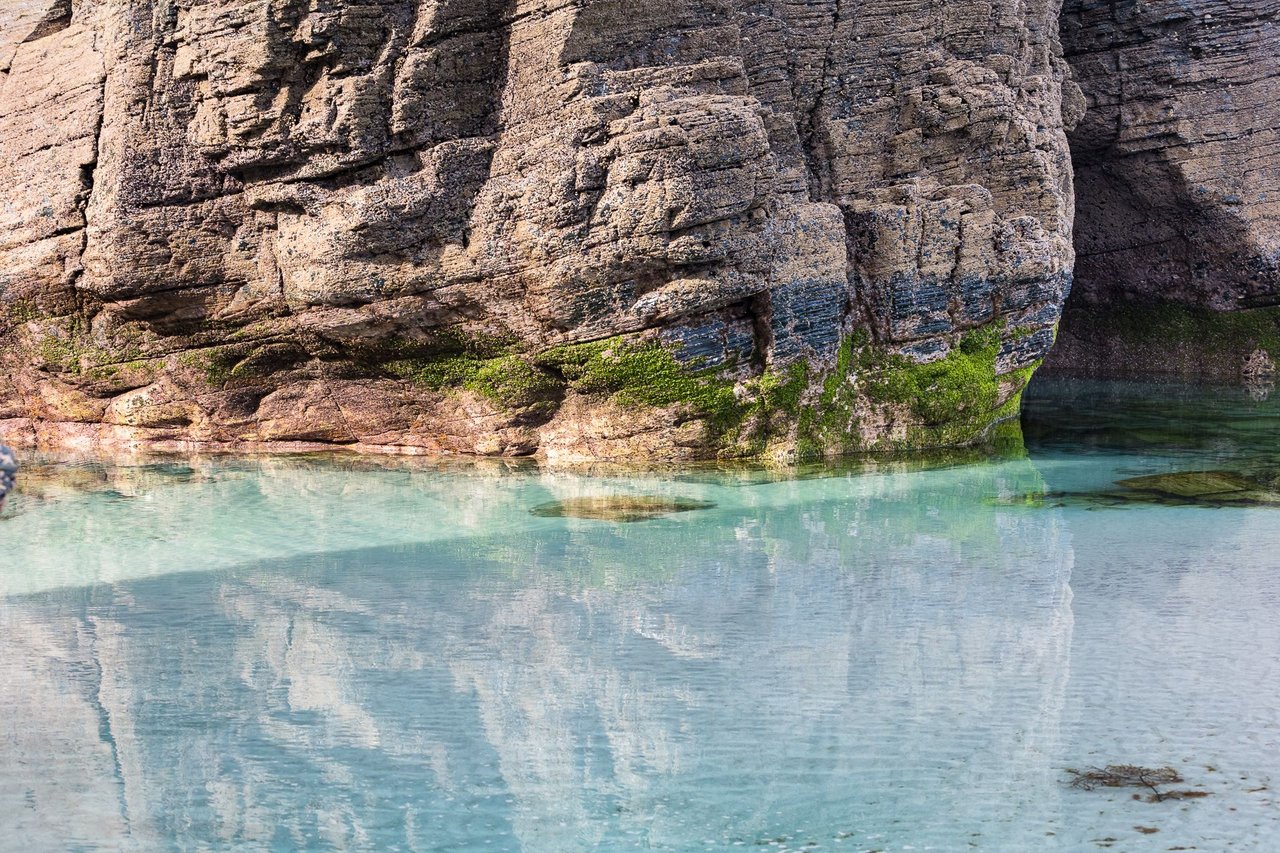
[2,378,1280,851]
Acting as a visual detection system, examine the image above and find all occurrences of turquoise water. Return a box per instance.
[2,379,1280,851]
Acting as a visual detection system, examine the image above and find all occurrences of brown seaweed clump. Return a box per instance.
[1067,765,1211,803]
[530,496,715,522]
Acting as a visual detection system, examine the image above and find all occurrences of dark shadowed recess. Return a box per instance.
[1047,0,1280,381]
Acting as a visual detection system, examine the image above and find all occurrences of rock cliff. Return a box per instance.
[0,0,1079,460]
[1049,0,1280,381]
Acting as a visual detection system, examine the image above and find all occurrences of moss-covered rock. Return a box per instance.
[536,338,742,416]
[529,326,1038,461]
[30,316,146,377]
[370,331,565,412]
[50,310,1042,460]
[863,328,1002,425]
[466,356,565,410]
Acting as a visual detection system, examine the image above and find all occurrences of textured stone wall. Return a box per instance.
[1049,0,1280,381]
[0,0,1079,460]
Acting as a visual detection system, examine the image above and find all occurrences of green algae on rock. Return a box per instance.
[530,496,716,523]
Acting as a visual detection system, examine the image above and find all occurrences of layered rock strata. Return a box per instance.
[1050,0,1280,381]
[0,0,1079,460]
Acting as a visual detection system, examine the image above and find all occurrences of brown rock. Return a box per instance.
[0,0,1080,460]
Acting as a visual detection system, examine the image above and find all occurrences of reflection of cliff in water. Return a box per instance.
[0,458,1074,850]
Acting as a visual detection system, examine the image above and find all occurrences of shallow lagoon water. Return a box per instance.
[2,379,1280,851]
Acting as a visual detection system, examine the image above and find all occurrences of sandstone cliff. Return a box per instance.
[1049,0,1280,381]
[0,0,1079,460]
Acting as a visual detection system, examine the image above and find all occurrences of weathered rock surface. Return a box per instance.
[1048,0,1280,381]
[0,0,1079,460]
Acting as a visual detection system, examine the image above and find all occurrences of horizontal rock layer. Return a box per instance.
[0,0,1078,460]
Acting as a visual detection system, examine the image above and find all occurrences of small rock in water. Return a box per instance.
[530,496,715,522]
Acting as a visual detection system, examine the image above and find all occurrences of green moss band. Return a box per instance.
[245,326,1042,459]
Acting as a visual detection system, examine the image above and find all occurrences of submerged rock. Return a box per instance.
[530,496,715,523]
[1115,471,1280,507]
[998,469,1280,510]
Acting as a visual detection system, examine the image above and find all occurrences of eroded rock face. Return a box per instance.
[1,0,1079,460]
[1050,0,1280,380]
